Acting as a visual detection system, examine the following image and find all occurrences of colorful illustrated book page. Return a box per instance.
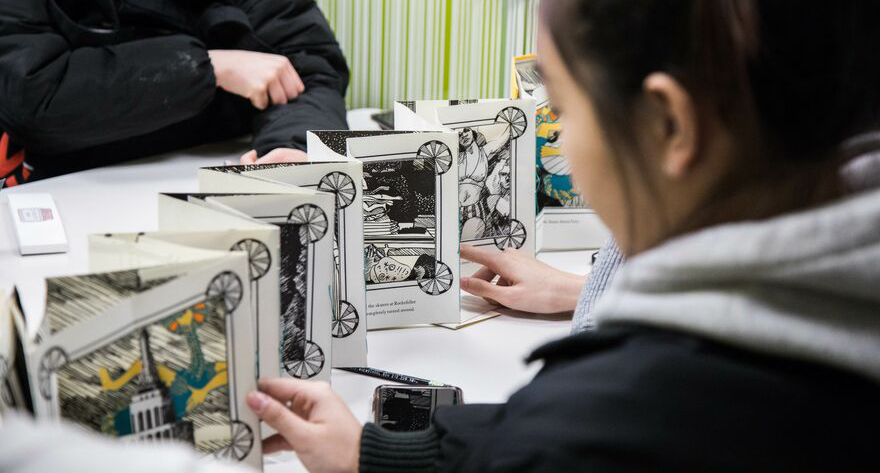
[27,253,263,469]
[512,54,609,250]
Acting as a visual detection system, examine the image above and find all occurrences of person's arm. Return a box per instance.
[233,0,349,157]
[246,371,614,472]
[245,378,456,472]
[246,378,590,472]
[571,237,625,333]
[359,424,442,472]
[0,4,216,157]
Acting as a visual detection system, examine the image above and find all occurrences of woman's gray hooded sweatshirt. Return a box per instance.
[591,181,880,382]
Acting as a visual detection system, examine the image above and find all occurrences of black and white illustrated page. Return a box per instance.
[345,131,461,328]
[434,100,536,258]
[306,130,411,162]
[198,162,368,367]
[394,100,537,325]
[28,253,263,468]
[204,193,336,383]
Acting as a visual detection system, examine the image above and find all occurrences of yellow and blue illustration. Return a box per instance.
[98,302,228,436]
[56,298,230,448]
[536,106,583,211]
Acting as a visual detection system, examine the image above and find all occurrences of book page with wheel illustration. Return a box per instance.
[26,252,263,469]
[198,161,367,367]
[345,131,461,328]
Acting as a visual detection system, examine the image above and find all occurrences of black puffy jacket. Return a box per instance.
[360,324,880,472]
[0,0,349,179]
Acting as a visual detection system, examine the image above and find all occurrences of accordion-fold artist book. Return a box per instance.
[153,192,336,382]
[198,161,367,367]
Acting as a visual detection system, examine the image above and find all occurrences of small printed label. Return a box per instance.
[367,299,417,317]
[17,207,53,223]
[542,217,584,225]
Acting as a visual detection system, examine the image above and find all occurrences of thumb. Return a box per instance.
[247,390,314,449]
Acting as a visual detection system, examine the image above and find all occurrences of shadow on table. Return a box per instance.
[495,306,573,323]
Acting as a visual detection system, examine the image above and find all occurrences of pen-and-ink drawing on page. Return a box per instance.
[278,204,328,379]
[452,107,529,250]
[316,171,361,338]
[361,142,454,296]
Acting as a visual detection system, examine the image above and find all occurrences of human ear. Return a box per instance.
[642,73,698,178]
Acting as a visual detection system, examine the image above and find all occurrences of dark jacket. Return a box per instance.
[360,324,880,472]
[0,0,348,180]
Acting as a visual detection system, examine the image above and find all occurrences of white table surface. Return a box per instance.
[0,110,591,471]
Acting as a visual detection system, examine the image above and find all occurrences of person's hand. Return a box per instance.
[460,244,586,314]
[247,378,360,473]
[240,148,308,164]
[208,50,305,110]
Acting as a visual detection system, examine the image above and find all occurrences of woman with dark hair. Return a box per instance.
[244,1,880,471]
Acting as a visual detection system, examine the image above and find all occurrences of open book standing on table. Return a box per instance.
[305,130,462,329]
[394,99,537,259]
[148,192,336,382]
[2,249,263,468]
[198,161,367,367]
[511,54,610,251]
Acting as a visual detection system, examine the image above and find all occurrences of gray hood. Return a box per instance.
[591,184,880,381]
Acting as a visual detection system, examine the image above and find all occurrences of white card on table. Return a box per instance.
[7,193,68,255]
